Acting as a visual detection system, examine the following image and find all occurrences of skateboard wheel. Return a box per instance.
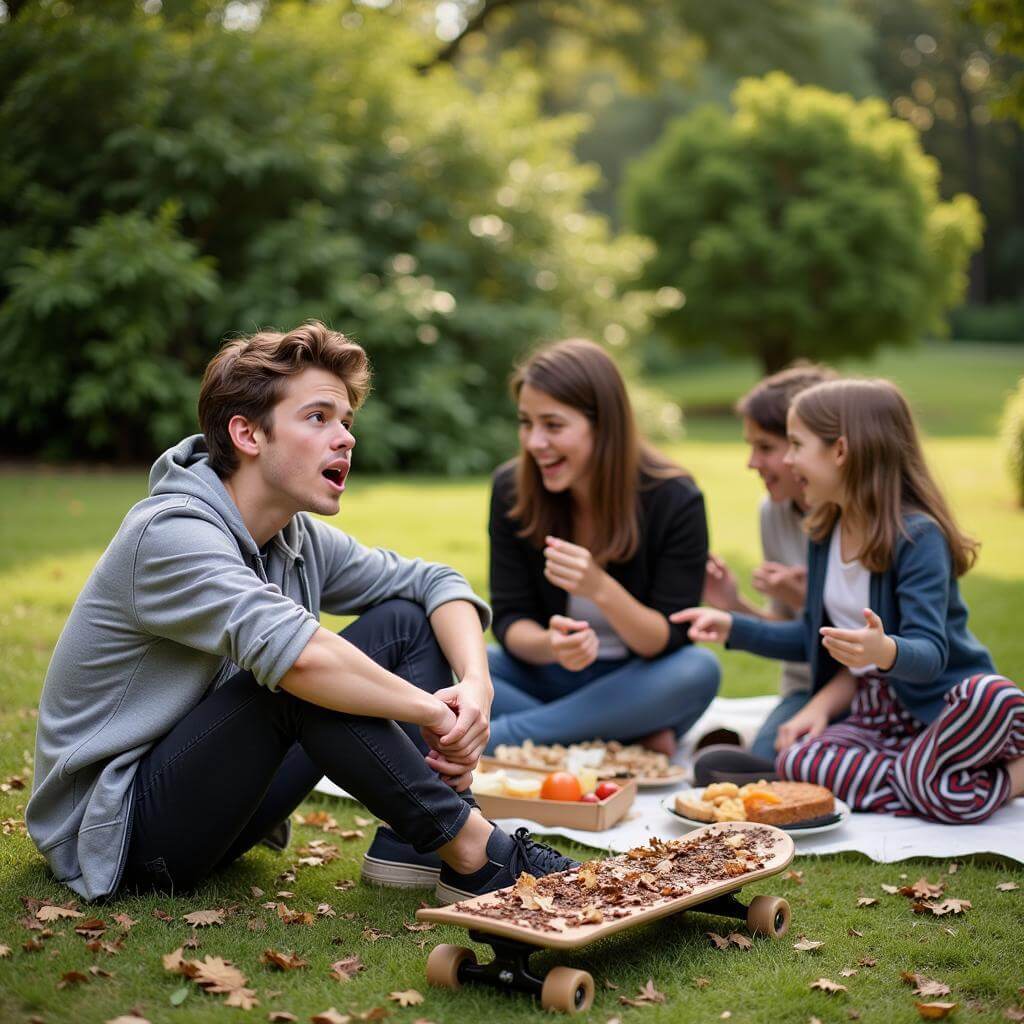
[540,966,595,1014]
[746,895,791,938]
[425,944,476,989]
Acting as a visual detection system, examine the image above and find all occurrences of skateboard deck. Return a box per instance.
[416,822,796,1013]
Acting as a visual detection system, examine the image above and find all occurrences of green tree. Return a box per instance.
[0,1,649,470]
[623,72,983,373]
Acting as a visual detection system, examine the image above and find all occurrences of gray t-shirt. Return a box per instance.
[758,497,811,696]
[567,594,629,660]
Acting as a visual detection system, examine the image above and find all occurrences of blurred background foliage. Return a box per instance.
[0,0,1020,470]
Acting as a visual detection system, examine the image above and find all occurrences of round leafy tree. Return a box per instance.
[624,72,983,372]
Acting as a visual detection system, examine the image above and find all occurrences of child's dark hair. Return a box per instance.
[736,362,838,437]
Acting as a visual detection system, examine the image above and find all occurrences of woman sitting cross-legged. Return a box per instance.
[485,338,720,759]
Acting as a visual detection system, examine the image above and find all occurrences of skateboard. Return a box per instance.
[416,821,796,1015]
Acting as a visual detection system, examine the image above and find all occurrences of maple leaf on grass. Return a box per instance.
[901,877,944,899]
[192,955,247,993]
[162,947,190,974]
[36,905,83,922]
[793,938,824,952]
[915,1002,958,1019]
[224,987,260,1010]
[329,954,365,982]
[619,979,666,1006]
[112,913,137,930]
[268,1014,298,1023]
[996,881,1020,892]
[182,909,224,928]
[389,990,424,1007]
[0,944,11,958]
[901,972,952,997]
[856,897,878,907]
[706,932,731,950]
[810,978,847,994]
[261,948,309,971]
[105,1016,152,1024]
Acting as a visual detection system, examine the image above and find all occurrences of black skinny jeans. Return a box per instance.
[119,599,474,893]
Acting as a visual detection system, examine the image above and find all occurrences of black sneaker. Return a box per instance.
[435,826,579,905]
[692,745,778,787]
[361,825,443,889]
[259,819,291,852]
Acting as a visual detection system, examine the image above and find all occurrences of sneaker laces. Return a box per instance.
[507,827,576,878]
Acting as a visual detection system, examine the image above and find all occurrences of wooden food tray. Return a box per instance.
[417,822,795,950]
[473,758,636,831]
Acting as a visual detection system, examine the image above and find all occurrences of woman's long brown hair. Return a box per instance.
[508,338,686,564]
[792,379,978,576]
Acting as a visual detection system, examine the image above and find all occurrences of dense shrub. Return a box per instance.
[624,72,983,373]
[949,302,1024,344]
[0,3,649,470]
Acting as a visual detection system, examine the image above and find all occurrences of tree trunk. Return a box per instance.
[757,337,795,375]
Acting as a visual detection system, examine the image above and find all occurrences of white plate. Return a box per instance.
[661,788,851,837]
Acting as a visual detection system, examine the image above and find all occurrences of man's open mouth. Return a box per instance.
[322,463,348,489]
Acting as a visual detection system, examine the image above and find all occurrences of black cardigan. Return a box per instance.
[488,461,709,658]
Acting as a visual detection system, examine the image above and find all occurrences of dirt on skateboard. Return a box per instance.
[416,821,796,1014]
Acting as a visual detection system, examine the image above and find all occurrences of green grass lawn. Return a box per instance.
[1,342,1023,1023]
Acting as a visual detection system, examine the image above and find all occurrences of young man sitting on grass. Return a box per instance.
[26,321,575,904]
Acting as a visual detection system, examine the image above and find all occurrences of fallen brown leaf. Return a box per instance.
[329,955,365,982]
[1003,1008,1024,1021]
[810,978,847,994]
[619,979,666,1006]
[388,990,424,1007]
[105,1016,152,1024]
[268,1013,298,1023]
[783,869,804,884]
[996,882,1020,892]
[23,937,44,953]
[903,877,945,899]
[856,897,878,907]
[694,977,711,989]
[88,965,113,978]
[881,884,900,894]
[261,949,309,971]
[858,957,878,968]
[311,1010,350,1024]
[162,947,189,974]
[793,938,824,952]
[57,970,91,988]
[333,880,355,892]
[902,972,952,997]
[915,1001,958,1019]
[361,927,392,943]
[0,945,10,958]
[36,905,83,922]
[112,913,137,930]
[192,955,247,993]
[402,922,434,933]
[848,928,863,937]
[224,987,260,1010]
[182,909,225,928]
[152,908,174,922]
[727,932,752,950]
[706,931,731,950]
[840,969,858,978]
[75,917,107,937]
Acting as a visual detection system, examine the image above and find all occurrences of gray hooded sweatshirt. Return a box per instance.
[27,435,491,901]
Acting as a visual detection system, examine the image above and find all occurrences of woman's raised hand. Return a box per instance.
[703,553,740,610]
[548,614,599,671]
[668,606,733,644]
[543,536,607,600]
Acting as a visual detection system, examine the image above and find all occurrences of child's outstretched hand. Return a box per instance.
[669,607,733,644]
[819,608,897,671]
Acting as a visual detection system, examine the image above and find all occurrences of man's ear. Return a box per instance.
[834,435,848,467]
[227,415,263,459]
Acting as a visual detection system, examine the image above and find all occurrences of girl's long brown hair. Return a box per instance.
[508,338,686,564]
[792,379,978,576]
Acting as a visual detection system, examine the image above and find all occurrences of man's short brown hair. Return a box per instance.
[735,361,837,438]
[198,321,371,477]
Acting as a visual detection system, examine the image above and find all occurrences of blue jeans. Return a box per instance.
[485,643,720,750]
[749,691,812,761]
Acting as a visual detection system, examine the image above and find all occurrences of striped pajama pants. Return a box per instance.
[776,674,1024,824]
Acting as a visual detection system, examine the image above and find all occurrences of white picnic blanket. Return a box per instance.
[314,696,1024,864]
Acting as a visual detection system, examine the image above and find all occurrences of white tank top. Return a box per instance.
[823,527,877,676]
